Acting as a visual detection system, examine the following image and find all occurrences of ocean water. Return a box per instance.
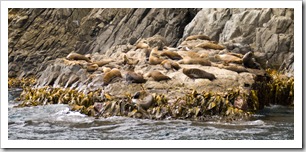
[8,89,294,140]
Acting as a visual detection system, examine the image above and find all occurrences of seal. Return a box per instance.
[103,68,122,85]
[149,55,164,65]
[161,60,172,70]
[135,40,150,50]
[183,68,216,81]
[93,59,113,67]
[102,67,111,73]
[214,54,243,64]
[195,42,225,50]
[178,57,211,66]
[161,60,180,71]
[186,51,201,58]
[199,52,210,59]
[242,51,261,69]
[160,50,183,60]
[149,47,164,65]
[66,52,92,62]
[228,52,244,58]
[217,63,248,73]
[122,54,139,65]
[84,63,99,72]
[85,54,91,60]
[146,71,171,81]
[125,71,147,84]
[132,91,154,110]
[185,35,211,41]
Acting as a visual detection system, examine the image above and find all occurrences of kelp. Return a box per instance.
[15,87,250,121]
[8,77,36,88]
[250,69,294,110]
[14,69,294,121]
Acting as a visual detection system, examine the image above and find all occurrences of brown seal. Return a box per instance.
[135,40,150,50]
[122,54,139,65]
[149,47,164,65]
[103,68,122,85]
[66,52,92,62]
[186,51,201,58]
[85,54,91,60]
[178,57,211,66]
[163,46,178,52]
[214,54,243,64]
[146,71,171,81]
[195,42,225,50]
[183,68,216,81]
[161,60,180,71]
[125,71,147,84]
[161,60,172,70]
[217,63,248,73]
[93,59,113,67]
[149,56,164,65]
[242,51,261,69]
[228,52,244,58]
[160,50,182,60]
[185,35,211,41]
[102,67,111,73]
[84,63,99,72]
[132,91,154,110]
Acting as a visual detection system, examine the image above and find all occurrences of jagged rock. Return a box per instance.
[35,44,266,99]
[182,8,293,74]
[9,8,293,79]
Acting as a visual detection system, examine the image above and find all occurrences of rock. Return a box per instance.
[182,8,293,74]
[182,8,232,42]
[9,9,293,115]
[9,8,293,78]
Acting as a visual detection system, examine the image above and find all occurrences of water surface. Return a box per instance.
[8,89,294,140]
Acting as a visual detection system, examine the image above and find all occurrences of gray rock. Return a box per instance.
[8,8,294,78]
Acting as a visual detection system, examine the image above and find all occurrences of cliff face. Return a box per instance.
[8,8,293,78]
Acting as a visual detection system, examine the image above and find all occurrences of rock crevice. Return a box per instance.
[9,8,293,78]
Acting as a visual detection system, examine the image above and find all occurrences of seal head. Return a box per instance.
[242,51,261,69]
[132,91,154,110]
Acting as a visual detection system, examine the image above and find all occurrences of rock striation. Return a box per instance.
[8,8,293,78]
[8,8,294,120]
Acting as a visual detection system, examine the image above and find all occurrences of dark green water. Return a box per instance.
[8,89,294,140]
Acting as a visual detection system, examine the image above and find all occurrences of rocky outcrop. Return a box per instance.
[182,8,294,72]
[8,8,293,78]
[9,8,295,121]
[8,8,199,77]
[33,35,263,98]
